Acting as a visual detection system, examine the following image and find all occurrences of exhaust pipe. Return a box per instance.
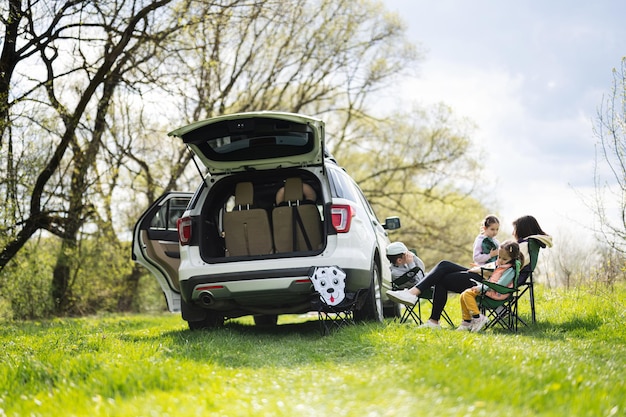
[198,291,215,306]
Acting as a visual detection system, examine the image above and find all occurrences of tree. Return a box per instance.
[544,229,626,288]
[0,0,421,314]
[155,0,416,123]
[593,56,626,254]
[0,0,183,312]
[339,103,487,266]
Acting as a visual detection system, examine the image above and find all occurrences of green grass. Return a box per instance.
[1,283,625,417]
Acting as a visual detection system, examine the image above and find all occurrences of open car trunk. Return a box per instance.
[193,168,330,262]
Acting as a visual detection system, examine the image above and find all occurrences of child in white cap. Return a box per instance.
[386,242,426,289]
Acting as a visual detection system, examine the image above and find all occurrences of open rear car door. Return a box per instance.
[132,192,193,312]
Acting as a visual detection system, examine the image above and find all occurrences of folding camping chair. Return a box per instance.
[392,266,454,328]
[477,260,521,332]
[309,266,364,335]
[517,237,550,325]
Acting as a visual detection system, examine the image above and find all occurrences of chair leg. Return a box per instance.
[317,305,356,335]
[529,283,536,323]
[509,299,516,332]
[392,288,455,327]
[440,308,455,328]
[399,299,454,328]
[399,302,423,325]
[318,311,330,336]
[483,304,515,332]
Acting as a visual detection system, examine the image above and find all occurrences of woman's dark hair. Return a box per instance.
[500,240,524,267]
[512,215,547,240]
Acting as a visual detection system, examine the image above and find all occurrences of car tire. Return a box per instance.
[383,302,402,318]
[354,263,384,323]
[187,310,225,330]
[254,314,278,327]
[181,297,224,330]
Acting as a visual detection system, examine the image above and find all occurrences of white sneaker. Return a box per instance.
[456,323,472,331]
[471,314,489,332]
[419,320,442,330]
[386,289,418,306]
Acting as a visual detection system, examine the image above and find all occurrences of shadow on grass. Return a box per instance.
[213,318,324,337]
[142,318,384,367]
[490,314,604,341]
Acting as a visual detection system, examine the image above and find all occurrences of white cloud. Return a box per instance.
[379,0,625,240]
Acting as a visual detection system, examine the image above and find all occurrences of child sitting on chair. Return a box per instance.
[386,242,426,289]
[472,214,500,266]
[457,240,524,332]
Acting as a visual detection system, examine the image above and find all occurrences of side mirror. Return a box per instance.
[383,216,401,230]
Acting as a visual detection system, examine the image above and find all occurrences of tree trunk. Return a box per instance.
[117,264,144,312]
[52,256,72,313]
[0,0,23,149]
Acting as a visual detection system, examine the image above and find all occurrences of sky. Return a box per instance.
[381,0,626,241]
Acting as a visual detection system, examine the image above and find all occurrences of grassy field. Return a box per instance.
[1,283,625,417]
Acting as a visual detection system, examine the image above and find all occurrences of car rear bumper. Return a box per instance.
[180,266,372,313]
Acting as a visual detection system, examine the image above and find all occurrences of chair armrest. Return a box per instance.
[392,266,423,288]
[471,278,516,294]
[480,280,516,294]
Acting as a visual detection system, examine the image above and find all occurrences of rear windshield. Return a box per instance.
[182,118,315,162]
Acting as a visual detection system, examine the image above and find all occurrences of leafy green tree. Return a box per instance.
[340,104,488,266]
[163,0,416,118]
[0,0,181,313]
[106,0,419,310]
[0,0,420,315]
[0,0,501,316]
[0,236,57,320]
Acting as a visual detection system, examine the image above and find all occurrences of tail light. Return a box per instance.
[331,204,354,233]
[177,216,192,245]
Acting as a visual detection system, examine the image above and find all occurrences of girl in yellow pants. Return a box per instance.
[458,240,523,332]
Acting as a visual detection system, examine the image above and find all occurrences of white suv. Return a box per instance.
[132,112,401,329]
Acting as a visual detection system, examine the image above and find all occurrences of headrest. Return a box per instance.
[283,177,304,201]
[234,182,254,208]
[275,178,317,204]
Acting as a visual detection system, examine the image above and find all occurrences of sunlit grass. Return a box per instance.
[1,283,625,417]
